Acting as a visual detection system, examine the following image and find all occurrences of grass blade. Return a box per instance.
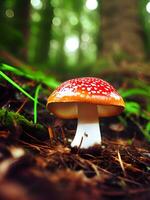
[119,88,150,98]
[1,63,60,89]
[34,84,41,124]
[0,71,35,102]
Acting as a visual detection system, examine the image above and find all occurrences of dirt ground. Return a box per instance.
[0,73,150,200]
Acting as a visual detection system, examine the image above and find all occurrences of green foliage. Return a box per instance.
[145,122,150,133]
[141,111,150,120]
[119,88,150,98]
[144,121,150,142]
[1,63,60,88]
[119,81,150,119]
[119,80,150,142]
[0,63,62,123]
[0,70,45,124]
[125,102,141,116]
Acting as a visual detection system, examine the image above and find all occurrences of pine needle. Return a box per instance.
[117,150,127,177]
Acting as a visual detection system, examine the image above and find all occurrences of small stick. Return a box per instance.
[77,136,84,154]
[48,126,55,145]
[16,99,28,113]
[60,127,67,145]
[117,150,127,177]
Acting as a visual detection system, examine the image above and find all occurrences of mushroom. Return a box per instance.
[47,77,125,149]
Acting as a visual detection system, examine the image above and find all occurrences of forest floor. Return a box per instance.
[0,70,150,200]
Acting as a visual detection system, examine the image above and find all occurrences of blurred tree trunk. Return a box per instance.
[73,0,84,64]
[55,34,66,72]
[0,1,29,56]
[0,1,6,51]
[13,0,30,60]
[100,0,145,60]
[33,0,53,66]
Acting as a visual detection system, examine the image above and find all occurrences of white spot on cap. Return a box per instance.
[56,88,75,98]
[92,91,96,94]
[102,92,107,95]
[91,83,96,86]
[110,92,120,100]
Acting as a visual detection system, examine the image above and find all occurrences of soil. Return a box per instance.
[0,72,150,200]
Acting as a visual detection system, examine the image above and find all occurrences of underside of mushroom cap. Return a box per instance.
[47,102,124,119]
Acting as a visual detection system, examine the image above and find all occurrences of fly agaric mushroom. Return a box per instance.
[47,77,125,149]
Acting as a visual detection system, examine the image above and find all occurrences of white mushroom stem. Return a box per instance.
[71,103,101,149]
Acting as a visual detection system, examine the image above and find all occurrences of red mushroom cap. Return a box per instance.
[47,77,125,119]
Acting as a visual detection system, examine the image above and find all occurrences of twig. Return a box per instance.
[117,150,127,177]
[77,136,83,154]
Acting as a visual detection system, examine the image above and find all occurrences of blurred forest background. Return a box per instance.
[0,0,150,78]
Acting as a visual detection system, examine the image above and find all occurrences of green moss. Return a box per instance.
[0,109,49,141]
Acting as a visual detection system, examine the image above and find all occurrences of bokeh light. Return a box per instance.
[52,17,61,26]
[31,0,42,10]
[81,33,90,42]
[69,15,78,26]
[31,12,41,22]
[64,36,79,53]
[146,2,150,13]
[5,9,14,18]
[85,0,98,11]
